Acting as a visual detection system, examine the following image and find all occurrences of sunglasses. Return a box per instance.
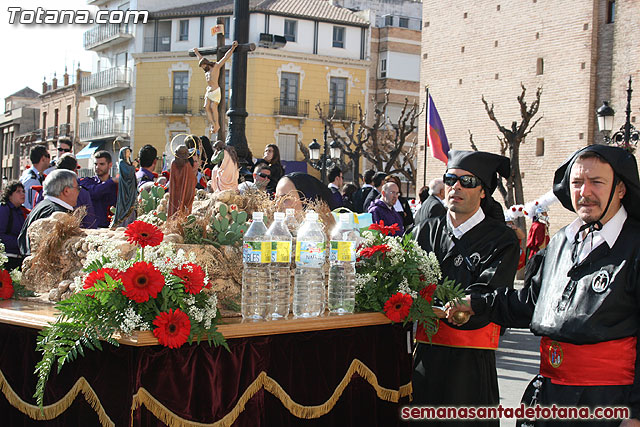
[58,147,72,153]
[257,172,271,179]
[443,173,481,189]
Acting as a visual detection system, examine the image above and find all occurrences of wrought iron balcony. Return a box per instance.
[273,98,309,117]
[83,23,133,50]
[160,97,193,115]
[81,67,131,97]
[79,116,130,141]
[322,103,359,122]
[59,123,72,137]
[46,126,58,141]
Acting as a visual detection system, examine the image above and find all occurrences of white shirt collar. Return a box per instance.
[328,183,340,190]
[446,207,485,239]
[44,195,74,211]
[393,199,403,212]
[564,205,627,262]
[362,183,373,189]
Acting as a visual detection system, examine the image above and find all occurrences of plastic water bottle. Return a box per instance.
[266,212,292,319]
[328,213,359,314]
[285,208,299,267]
[241,212,270,320]
[293,211,326,318]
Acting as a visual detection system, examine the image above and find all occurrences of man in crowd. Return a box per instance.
[413,150,519,426]
[56,154,97,229]
[362,171,388,212]
[136,144,158,189]
[44,138,74,175]
[448,145,640,426]
[18,169,79,256]
[20,145,50,209]
[414,177,447,225]
[79,151,117,228]
[353,168,375,213]
[238,163,271,194]
[368,181,404,236]
[327,166,344,208]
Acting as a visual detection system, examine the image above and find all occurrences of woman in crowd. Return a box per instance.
[262,144,285,193]
[341,183,358,212]
[384,175,414,229]
[0,181,28,270]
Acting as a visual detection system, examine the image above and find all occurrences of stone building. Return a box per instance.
[418,0,639,232]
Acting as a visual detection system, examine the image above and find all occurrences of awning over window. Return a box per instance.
[76,141,104,159]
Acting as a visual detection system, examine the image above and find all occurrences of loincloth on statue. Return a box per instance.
[204,86,222,104]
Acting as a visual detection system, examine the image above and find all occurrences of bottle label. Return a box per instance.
[295,241,326,266]
[243,241,270,263]
[271,241,292,263]
[330,241,356,262]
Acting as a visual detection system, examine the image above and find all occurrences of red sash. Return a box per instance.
[540,336,636,386]
[416,321,501,350]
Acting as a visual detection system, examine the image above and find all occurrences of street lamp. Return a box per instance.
[596,76,640,152]
[307,125,341,183]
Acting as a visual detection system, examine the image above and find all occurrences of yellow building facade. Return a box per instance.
[133,48,369,173]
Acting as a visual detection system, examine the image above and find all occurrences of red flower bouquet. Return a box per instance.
[0,269,13,300]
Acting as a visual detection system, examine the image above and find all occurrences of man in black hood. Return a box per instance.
[450,145,640,426]
[413,150,519,426]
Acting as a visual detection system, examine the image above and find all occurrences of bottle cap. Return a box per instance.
[252,212,264,221]
[286,208,296,216]
[274,212,285,221]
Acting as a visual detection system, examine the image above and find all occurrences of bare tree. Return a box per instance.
[299,93,423,186]
[479,83,543,208]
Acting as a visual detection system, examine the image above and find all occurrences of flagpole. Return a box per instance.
[423,86,429,189]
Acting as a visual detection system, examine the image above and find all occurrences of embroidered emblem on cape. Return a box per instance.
[591,270,610,293]
[469,252,481,265]
[454,255,463,267]
[549,341,563,368]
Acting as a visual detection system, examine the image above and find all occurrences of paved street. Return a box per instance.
[497,327,540,426]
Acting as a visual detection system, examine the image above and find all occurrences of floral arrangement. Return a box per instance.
[33,220,227,407]
[0,242,34,300]
[355,221,465,338]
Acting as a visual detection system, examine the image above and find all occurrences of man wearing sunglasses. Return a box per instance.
[238,163,271,194]
[412,150,520,426]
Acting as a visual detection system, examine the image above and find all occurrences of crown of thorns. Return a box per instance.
[198,58,215,67]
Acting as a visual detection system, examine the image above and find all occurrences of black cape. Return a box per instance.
[473,214,640,420]
[413,214,519,426]
[18,198,71,256]
[413,194,446,227]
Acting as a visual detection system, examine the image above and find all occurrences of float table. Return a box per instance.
[0,300,412,426]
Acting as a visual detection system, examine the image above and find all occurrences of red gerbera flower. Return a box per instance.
[383,292,413,322]
[124,221,164,248]
[420,284,438,304]
[172,263,206,294]
[83,268,120,290]
[368,220,400,236]
[153,308,191,348]
[0,269,14,300]
[359,244,391,259]
[121,262,165,303]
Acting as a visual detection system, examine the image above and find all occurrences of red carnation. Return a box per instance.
[0,269,14,300]
[121,262,165,303]
[172,263,206,294]
[153,308,191,348]
[420,284,438,304]
[383,292,413,322]
[124,221,164,248]
[359,244,391,259]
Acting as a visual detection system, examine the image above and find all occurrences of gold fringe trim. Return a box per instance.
[130,358,412,427]
[0,369,114,427]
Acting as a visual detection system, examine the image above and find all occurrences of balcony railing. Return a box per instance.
[59,123,72,137]
[46,126,58,141]
[79,116,130,140]
[160,96,193,114]
[81,67,131,96]
[322,103,359,121]
[273,98,309,117]
[83,23,133,50]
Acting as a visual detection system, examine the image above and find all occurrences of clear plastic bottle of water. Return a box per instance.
[328,213,359,314]
[284,208,299,267]
[241,212,270,320]
[266,212,292,319]
[293,211,326,318]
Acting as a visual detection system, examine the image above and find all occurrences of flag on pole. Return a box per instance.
[427,94,450,164]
